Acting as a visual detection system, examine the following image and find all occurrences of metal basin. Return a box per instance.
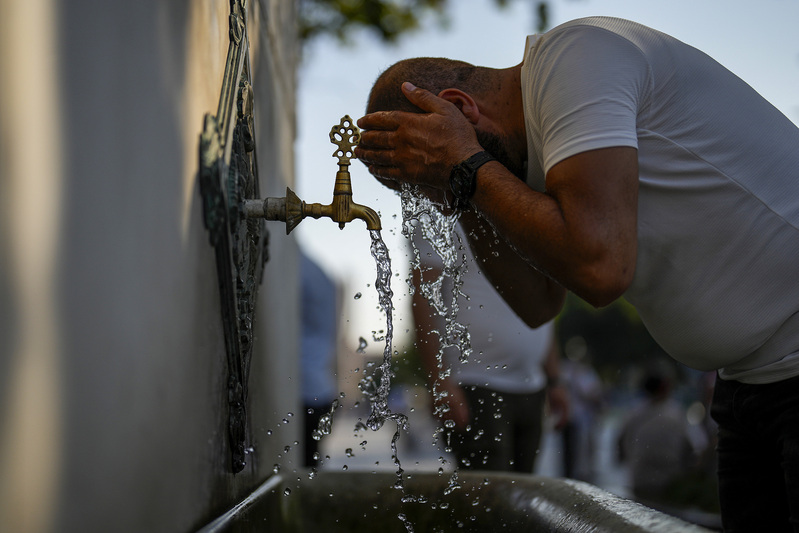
[199,470,715,532]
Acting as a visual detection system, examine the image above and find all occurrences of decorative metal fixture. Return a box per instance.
[198,0,262,474]
[242,115,381,232]
[198,2,381,473]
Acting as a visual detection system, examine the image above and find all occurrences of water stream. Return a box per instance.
[359,230,411,488]
[311,188,474,532]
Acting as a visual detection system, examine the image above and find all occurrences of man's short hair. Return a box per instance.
[366,57,489,114]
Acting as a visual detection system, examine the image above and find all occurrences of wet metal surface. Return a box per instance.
[199,471,716,532]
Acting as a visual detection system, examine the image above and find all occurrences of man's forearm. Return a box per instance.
[466,147,639,308]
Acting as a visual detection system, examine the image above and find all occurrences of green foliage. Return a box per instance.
[297,0,550,44]
[298,0,447,43]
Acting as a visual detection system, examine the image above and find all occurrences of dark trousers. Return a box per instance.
[710,374,799,532]
[450,385,546,473]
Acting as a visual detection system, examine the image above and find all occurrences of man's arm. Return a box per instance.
[357,83,639,309]
[469,146,639,307]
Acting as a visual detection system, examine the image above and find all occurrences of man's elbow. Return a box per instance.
[576,263,634,308]
[517,284,566,328]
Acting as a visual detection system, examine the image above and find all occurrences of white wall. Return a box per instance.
[0,1,300,531]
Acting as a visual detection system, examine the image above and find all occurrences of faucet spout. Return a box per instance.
[242,115,381,233]
[349,203,382,231]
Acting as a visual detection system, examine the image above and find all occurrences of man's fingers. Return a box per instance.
[353,146,391,166]
[356,84,451,131]
[356,111,402,131]
[401,81,453,114]
[365,163,401,183]
[358,129,395,150]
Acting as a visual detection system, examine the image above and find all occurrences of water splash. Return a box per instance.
[356,336,368,354]
[400,185,471,499]
[400,185,472,422]
[312,398,340,441]
[401,186,472,363]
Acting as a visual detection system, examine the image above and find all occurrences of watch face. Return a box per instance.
[451,167,467,197]
[450,164,473,202]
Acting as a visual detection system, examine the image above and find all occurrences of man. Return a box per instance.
[617,361,701,508]
[410,222,568,472]
[354,16,799,532]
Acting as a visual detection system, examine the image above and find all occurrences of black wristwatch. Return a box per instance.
[449,151,496,209]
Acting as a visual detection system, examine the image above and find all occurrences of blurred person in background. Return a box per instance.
[411,225,568,472]
[560,338,604,483]
[300,251,339,468]
[618,360,699,505]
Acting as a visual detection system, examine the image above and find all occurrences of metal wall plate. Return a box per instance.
[198,0,265,474]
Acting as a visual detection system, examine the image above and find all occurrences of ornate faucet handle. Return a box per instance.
[329,115,361,165]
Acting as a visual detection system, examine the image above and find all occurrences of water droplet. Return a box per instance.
[356,337,368,353]
[354,292,362,300]
[273,464,280,474]
[342,465,348,471]
[283,488,291,496]
[345,448,354,457]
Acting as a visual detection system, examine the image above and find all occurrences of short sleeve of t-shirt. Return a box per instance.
[526,24,652,173]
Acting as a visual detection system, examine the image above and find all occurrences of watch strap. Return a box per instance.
[449,151,496,209]
[463,151,495,173]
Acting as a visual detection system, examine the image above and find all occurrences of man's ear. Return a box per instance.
[438,88,480,124]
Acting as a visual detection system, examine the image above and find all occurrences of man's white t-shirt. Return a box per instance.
[520,17,799,383]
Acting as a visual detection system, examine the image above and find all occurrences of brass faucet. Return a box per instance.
[244,115,381,233]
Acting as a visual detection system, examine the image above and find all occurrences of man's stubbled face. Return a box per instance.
[475,128,525,180]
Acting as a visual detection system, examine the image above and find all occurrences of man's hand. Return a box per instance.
[355,82,483,192]
[547,384,570,431]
